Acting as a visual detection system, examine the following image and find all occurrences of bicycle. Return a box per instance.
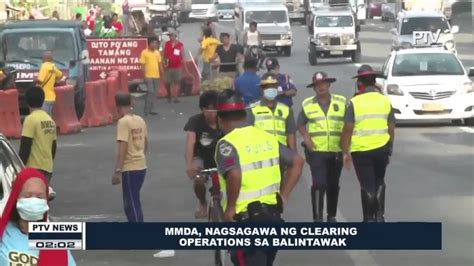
[195,168,225,266]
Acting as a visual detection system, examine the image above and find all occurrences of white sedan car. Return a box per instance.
[377,48,474,125]
[0,134,23,215]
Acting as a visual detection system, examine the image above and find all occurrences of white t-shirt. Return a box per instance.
[246,31,259,46]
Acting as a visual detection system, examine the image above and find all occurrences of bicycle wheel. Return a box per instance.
[210,201,225,265]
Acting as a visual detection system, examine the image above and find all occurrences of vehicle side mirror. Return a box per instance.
[356,25,361,32]
[468,67,474,77]
[81,50,90,64]
[69,60,76,68]
[451,25,459,34]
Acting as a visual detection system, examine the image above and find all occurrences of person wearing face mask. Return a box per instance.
[297,72,346,222]
[0,168,76,265]
[247,73,297,151]
[265,58,297,108]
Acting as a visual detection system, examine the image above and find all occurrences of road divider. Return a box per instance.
[52,86,82,135]
[80,81,111,128]
[106,76,119,120]
[0,89,21,139]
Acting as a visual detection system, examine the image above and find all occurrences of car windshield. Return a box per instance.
[245,10,287,24]
[400,17,450,35]
[392,53,464,76]
[2,32,75,66]
[316,16,354,27]
[218,3,234,10]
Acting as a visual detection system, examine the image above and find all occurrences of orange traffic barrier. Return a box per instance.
[80,81,108,128]
[52,86,82,135]
[96,80,113,124]
[158,60,201,97]
[106,76,119,120]
[117,69,129,93]
[0,89,21,139]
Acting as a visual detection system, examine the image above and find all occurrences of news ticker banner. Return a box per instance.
[28,222,442,250]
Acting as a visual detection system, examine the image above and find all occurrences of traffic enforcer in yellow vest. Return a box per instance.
[251,101,290,146]
[216,126,281,214]
[350,92,391,152]
[302,94,346,152]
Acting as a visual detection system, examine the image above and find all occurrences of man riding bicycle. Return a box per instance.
[243,21,265,69]
[184,91,221,218]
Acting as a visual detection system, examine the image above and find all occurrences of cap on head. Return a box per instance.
[260,73,279,86]
[265,58,279,71]
[306,72,336,88]
[352,64,379,79]
[216,89,246,113]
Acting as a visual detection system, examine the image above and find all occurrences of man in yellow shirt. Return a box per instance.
[19,87,57,183]
[36,51,63,116]
[140,37,162,116]
[112,92,148,223]
[198,27,219,81]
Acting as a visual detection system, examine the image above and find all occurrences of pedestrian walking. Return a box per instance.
[215,89,303,265]
[234,57,260,106]
[36,51,63,116]
[298,72,345,222]
[112,92,148,223]
[198,27,219,81]
[122,0,130,36]
[163,29,188,103]
[247,73,296,150]
[341,65,395,222]
[140,36,162,115]
[18,87,57,201]
[265,58,297,108]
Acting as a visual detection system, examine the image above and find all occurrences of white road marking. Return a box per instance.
[459,127,474,133]
[49,214,115,221]
[303,174,378,266]
[58,143,88,148]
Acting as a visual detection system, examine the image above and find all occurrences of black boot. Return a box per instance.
[360,189,376,222]
[311,187,325,222]
[376,184,386,222]
[326,187,339,223]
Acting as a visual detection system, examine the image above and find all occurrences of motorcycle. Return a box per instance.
[167,6,180,30]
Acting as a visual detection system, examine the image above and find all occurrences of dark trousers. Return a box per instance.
[351,145,389,193]
[121,169,146,222]
[231,205,282,266]
[305,151,342,189]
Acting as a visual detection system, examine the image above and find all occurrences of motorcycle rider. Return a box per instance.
[243,21,265,69]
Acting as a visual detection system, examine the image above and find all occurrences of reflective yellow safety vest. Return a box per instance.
[216,126,281,214]
[251,101,290,145]
[351,92,391,152]
[302,94,346,152]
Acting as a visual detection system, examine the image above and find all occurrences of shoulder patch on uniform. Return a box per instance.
[219,142,233,157]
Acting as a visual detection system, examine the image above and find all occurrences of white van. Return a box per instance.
[235,1,293,56]
[189,0,218,21]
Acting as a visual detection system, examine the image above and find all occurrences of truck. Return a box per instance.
[189,0,218,21]
[286,0,305,24]
[0,20,89,117]
[401,0,453,20]
[307,4,361,65]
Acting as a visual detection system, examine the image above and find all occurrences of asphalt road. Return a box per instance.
[12,18,474,266]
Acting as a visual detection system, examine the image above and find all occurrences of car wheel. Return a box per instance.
[309,44,317,65]
[284,46,292,57]
[464,117,474,126]
[352,44,362,63]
